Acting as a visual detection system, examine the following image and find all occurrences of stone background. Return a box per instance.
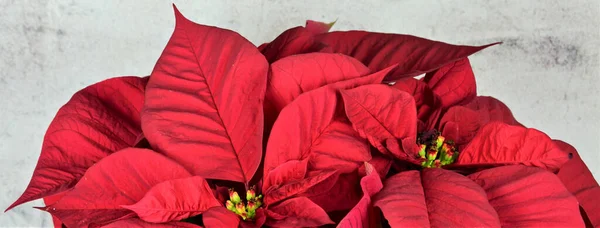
[1,0,598,226]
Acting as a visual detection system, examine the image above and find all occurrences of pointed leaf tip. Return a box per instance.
[172,4,188,25]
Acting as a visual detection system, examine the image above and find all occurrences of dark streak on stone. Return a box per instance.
[22,25,46,34]
[475,36,584,69]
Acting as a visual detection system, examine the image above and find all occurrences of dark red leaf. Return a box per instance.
[43,148,191,227]
[440,96,521,146]
[266,53,369,115]
[374,169,500,227]
[260,27,328,63]
[315,31,498,81]
[7,76,148,211]
[392,77,442,129]
[265,197,333,227]
[338,163,383,228]
[122,176,220,223]
[304,20,335,34]
[102,218,202,228]
[455,122,569,172]
[141,6,268,183]
[264,86,370,175]
[202,207,240,228]
[470,165,585,227]
[301,172,362,212]
[341,84,417,159]
[422,58,476,108]
[555,140,600,226]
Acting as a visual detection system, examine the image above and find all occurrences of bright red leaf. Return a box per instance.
[262,159,309,194]
[264,169,338,206]
[440,96,522,146]
[264,86,370,175]
[341,84,417,159]
[7,76,148,211]
[423,58,476,108]
[555,140,600,227]
[102,218,202,228]
[43,148,192,227]
[265,197,333,227]
[338,163,383,228]
[122,176,220,223]
[469,165,585,227]
[315,31,499,81]
[141,6,268,183]
[373,169,501,227]
[43,192,66,228]
[455,122,570,172]
[266,53,369,116]
[330,64,397,90]
[202,206,240,228]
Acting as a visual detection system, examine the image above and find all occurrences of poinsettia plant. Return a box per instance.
[5,4,599,228]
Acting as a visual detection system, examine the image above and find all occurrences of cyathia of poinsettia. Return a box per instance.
[4,3,599,228]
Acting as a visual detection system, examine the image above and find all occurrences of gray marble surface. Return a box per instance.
[1,0,598,226]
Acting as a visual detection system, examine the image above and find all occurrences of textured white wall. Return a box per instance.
[1,0,598,226]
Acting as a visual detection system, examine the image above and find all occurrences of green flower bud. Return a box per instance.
[418,144,427,159]
[246,189,256,201]
[226,200,235,212]
[229,189,241,204]
[436,136,445,150]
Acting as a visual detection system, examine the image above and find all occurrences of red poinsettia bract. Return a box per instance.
[6,4,599,228]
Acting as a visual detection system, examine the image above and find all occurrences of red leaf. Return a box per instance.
[341,84,417,159]
[392,78,441,129]
[455,122,570,171]
[339,163,383,228]
[373,169,500,227]
[469,165,585,227]
[102,218,202,228]
[330,64,397,90]
[359,153,393,178]
[555,140,600,226]
[262,159,309,194]
[264,169,338,206]
[261,27,328,63]
[266,53,369,116]
[7,76,148,211]
[43,192,66,228]
[302,172,362,212]
[265,197,333,227]
[43,148,192,227]
[264,86,370,175]
[440,96,522,146]
[202,207,240,228]
[304,20,335,34]
[315,31,498,81]
[422,58,476,108]
[240,209,267,228]
[439,106,479,145]
[122,176,220,223]
[141,6,268,183]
